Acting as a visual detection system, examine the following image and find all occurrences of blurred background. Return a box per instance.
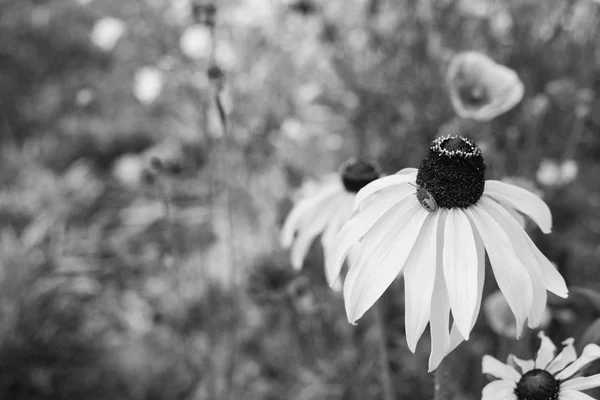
[1,0,600,399]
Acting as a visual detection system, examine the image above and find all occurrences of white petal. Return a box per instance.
[327,183,414,285]
[482,355,522,382]
[500,203,526,229]
[535,331,557,370]
[556,344,600,381]
[559,390,596,400]
[281,183,341,247]
[478,198,547,328]
[290,193,347,269]
[484,180,552,233]
[443,208,479,340]
[354,175,415,209]
[428,213,451,372]
[449,226,486,352]
[483,197,567,299]
[321,199,353,282]
[403,212,441,352]
[466,205,533,335]
[508,355,535,374]
[482,380,517,400]
[547,338,577,374]
[344,202,428,323]
[561,374,600,391]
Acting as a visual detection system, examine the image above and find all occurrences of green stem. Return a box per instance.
[374,302,395,400]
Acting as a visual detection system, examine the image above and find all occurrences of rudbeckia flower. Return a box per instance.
[328,135,568,371]
[482,332,600,400]
[447,52,524,121]
[281,159,381,278]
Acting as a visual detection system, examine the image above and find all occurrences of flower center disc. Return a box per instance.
[515,369,560,400]
[340,158,381,193]
[415,135,485,209]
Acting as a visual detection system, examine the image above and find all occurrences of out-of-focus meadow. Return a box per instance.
[1,0,600,399]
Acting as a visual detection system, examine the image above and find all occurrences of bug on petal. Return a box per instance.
[411,183,438,212]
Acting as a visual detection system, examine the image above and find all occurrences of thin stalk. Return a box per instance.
[374,302,395,400]
[433,350,461,400]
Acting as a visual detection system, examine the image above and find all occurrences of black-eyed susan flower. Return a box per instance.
[447,51,524,121]
[482,332,600,400]
[281,159,381,279]
[328,135,568,371]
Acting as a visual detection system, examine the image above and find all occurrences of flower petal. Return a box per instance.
[428,212,451,371]
[482,355,521,382]
[290,193,347,269]
[500,203,526,229]
[480,198,548,328]
[449,226,486,352]
[404,211,441,352]
[484,180,552,233]
[482,380,517,400]
[396,168,418,177]
[559,390,596,400]
[547,338,577,375]
[508,355,535,374]
[281,182,341,247]
[354,175,415,209]
[535,331,557,370]
[326,183,413,286]
[561,374,600,391]
[344,202,428,323]
[556,344,600,381]
[466,205,533,335]
[443,208,479,340]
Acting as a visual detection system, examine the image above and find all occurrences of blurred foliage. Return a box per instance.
[0,0,599,399]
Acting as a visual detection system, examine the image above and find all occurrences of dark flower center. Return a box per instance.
[515,369,560,400]
[415,135,485,208]
[459,84,489,106]
[340,158,381,193]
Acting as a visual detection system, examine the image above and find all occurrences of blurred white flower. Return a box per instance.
[482,332,600,400]
[113,154,146,187]
[560,160,578,185]
[180,25,212,59]
[75,88,94,107]
[215,41,238,70]
[537,159,579,187]
[76,0,93,5]
[90,17,126,52]
[133,67,164,105]
[281,159,381,286]
[447,51,524,121]
[489,10,513,39]
[484,290,551,338]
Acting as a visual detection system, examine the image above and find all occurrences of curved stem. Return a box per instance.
[374,302,395,400]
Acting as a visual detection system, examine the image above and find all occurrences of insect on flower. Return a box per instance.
[410,183,439,213]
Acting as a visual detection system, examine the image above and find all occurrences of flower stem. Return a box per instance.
[433,350,462,400]
[374,302,395,400]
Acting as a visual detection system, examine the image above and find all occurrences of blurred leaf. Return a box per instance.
[577,318,600,353]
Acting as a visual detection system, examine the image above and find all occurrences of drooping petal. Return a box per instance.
[344,202,428,323]
[326,184,413,286]
[281,182,341,247]
[404,211,441,352]
[482,355,522,382]
[556,344,600,381]
[327,183,414,284]
[559,390,596,400]
[529,243,569,298]
[396,168,418,177]
[449,226,485,352]
[547,338,577,375]
[499,203,526,229]
[535,331,557,370]
[561,374,600,391]
[443,208,479,339]
[354,175,415,209]
[478,198,547,328]
[321,199,353,268]
[484,180,552,233]
[290,193,347,269]
[482,380,518,400]
[508,355,535,374]
[466,205,533,335]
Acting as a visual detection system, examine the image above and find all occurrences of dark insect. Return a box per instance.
[411,183,438,212]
